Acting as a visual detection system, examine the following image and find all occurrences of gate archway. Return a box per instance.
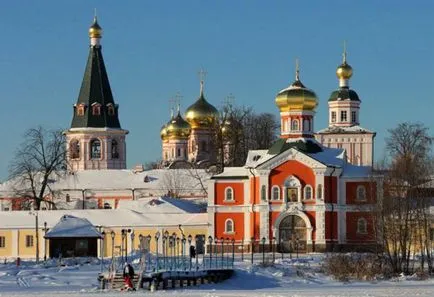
[278,215,307,253]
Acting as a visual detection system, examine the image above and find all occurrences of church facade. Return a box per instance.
[207,60,381,252]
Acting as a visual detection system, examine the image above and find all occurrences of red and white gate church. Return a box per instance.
[207,60,381,252]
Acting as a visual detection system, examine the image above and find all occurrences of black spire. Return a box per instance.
[70,43,121,129]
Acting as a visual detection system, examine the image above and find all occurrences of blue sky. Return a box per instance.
[1,1,434,180]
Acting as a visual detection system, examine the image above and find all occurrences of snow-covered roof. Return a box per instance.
[316,125,375,134]
[307,146,346,167]
[212,167,250,179]
[45,215,102,238]
[0,169,211,196]
[0,197,208,229]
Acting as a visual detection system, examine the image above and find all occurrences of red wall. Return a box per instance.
[345,182,377,204]
[346,212,376,242]
[215,212,244,240]
[325,211,338,240]
[324,176,338,203]
[215,182,244,205]
[269,160,316,196]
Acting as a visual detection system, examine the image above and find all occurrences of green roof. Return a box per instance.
[267,138,323,155]
[70,45,121,129]
[328,87,360,102]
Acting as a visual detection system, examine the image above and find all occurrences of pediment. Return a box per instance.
[256,148,326,171]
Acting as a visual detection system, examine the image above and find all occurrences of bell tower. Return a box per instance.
[315,44,375,166]
[65,15,129,171]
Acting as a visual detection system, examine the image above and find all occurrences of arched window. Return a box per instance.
[111,139,119,159]
[225,219,234,233]
[225,187,234,201]
[90,139,101,159]
[357,185,366,201]
[357,218,367,234]
[291,119,299,131]
[304,185,312,200]
[317,184,323,199]
[107,104,115,116]
[177,148,181,157]
[92,103,101,116]
[261,185,267,201]
[70,140,80,159]
[272,186,280,200]
[76,104,86,116]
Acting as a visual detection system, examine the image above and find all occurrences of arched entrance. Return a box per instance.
[278,215,307,253]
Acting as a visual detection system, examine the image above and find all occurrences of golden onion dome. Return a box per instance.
[336,62,353,80]
[166,112,191,139]
[89,16,102,38]
[275,67,318,112]
[185,85,219,129]
[160,124,169,141]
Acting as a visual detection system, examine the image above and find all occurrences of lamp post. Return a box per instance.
[251,237,254,265]
[176,236,180,270]
[110,231,115,271]
[130,232,135,252]
[187,235,192,271]
[261,237,266,265]
[155,231,160,271]
[221,238,224,269]
[272,237,276,264]
[214,237,218,268]
[29,211,39,263]
[146,235,152,271]
[182,236,186,270]
[100,231,105,272]
[208,236,213,269]
[43,222,48,262]
[194,235,199,271]
[163,231,168,270]
[231,239,235,268]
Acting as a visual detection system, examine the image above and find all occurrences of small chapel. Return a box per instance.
[207,57,381,252]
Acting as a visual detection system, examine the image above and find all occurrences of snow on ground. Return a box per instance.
[0,255,433,297]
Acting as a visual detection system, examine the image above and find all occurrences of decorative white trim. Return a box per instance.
[356,185,367,202]
[271,185,280,201]
[224,187,234,202]
[303,185,313,200]
[225,219,234,233]
[356,217,368,234]
[273,208,313,244]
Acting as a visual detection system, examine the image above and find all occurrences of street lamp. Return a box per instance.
[146,234,152,270]
[295,236,299,259]
[43,222,48,262]
[214,237,218,268]
[231,239,235,268]
[261,237,266,265]
[208,236,213,269]
[251,237,254,265]
[187,234,192,271]
[100,231,105,272]
[194,235,199,271]
[221,238,224,269]
[176,236,180,270]
[130,232,135,252]
[110,231,115,272]
[155,231,160,271]
[29,211,39,263]
[181,236,186,270]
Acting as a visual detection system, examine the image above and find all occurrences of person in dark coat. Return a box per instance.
[122,262,135,290]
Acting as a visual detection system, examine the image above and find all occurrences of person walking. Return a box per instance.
[122,262,135,291]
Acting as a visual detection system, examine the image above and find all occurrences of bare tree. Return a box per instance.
[380,122,433,274]
[8,127,67,210]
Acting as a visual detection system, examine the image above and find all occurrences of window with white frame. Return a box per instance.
[304,185,312,199]
[225,187,234,201]
[351,111,357,123]
[25,235,34,247]
[291,119,299,131]
[225,219,234,233]
[90,139,101,159]
[340,110,347,122]
[261,185,267,201]
[357,218,367,234]
[272,186,280,200]
[0,236,5,248]
[317,184,323,199]
[356,185,366,201]
[331,111,336,123]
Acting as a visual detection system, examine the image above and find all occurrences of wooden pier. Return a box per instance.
[98,269,234,291]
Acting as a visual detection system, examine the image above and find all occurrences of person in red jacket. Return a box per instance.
[122,262,135,291]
